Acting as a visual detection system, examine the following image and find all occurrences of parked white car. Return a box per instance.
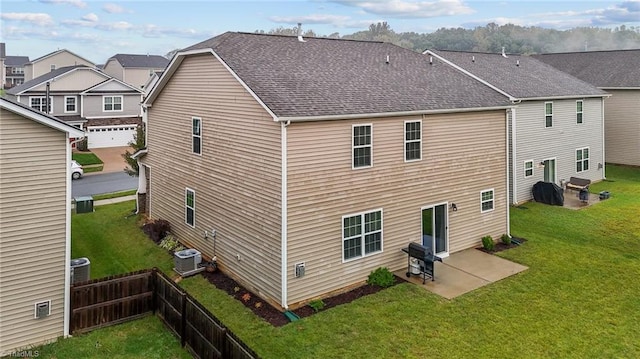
[71,160,84,180]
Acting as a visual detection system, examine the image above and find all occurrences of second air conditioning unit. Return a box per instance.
[174,249,202,276]
[70,257,91,283]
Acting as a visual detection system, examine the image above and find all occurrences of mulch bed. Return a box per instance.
[201,270,405,327]
[477,236,527,254]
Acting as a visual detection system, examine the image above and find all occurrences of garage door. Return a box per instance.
[88,125,137,148]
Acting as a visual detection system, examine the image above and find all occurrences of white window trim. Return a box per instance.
[576,147,590,173]
[352,124,373,170]
[524,160,534,178]
[102,95,123,112]
[185,188,195,228]
[64,96,76,113]
[29,96,53,113]
[404,120,422,162]
[192,117,202,155]
[480,188,495,213]
[576,100,584,124]
[544,101,553,128]
[341,208,384,262]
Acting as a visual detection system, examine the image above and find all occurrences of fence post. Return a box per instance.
[180,292,187,348]
[151,268,157,315]
[69,284,74,335]
[221,328,229,358]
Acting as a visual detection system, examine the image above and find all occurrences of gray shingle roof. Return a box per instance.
[532,49,640,88]
[181,32,511,118]
[5,56,29,67]
[430,50,606,99]
[6,65,89,95]
[110,54,169,69]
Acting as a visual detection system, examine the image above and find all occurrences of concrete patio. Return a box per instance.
[395,248,528,299]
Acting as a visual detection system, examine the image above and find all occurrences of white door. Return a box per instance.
[88,125,136,148]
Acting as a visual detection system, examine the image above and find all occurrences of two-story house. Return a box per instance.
[6,65,143,148]
[0,97,84,355]
[103,54,169,90]
[0,43,29,90]
[427,50,608,204]
[534,50,640,167]
[24,49,95,82]
[141,32,514,310]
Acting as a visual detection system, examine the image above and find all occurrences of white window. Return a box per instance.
[192,117,202,155]
[103,96,123,112]
[11,67,24,74]
[353,124,372,169]
[29,96,52,113]
[545,102,553,128]
[342,209,383,261]
[404,120,422,162]
[576,147,589,173]
[524,160,533,178]
[185,188,195,227]
[480,189,494,213]
[65,96,76,113]
[576,100,583,124]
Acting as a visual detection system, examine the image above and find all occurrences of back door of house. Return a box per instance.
[422,203,448,257]
[543,158,557,183]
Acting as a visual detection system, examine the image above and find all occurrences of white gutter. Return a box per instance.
[519,94,610,101]
[510,108,517,205]
[601,97,606,179]
[278,105,514,123]
[599,87,640,90]
[505,110,511,237]
[280,121,288,309]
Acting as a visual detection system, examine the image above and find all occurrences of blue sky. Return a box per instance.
[1,0,639,64]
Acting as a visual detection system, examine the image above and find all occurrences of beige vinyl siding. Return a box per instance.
[604,90,640,166]
[0,108,67,354]
[30,70,107,92]
[103,60,125,82]
[286,111,508,305]
[512,98,604,203]
[28,52,94,80]
[145,54,282,304]
[82,93,142,118]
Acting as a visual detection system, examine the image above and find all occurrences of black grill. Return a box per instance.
[403,242,443,283]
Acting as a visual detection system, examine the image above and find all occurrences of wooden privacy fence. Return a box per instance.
[70,268,259,359]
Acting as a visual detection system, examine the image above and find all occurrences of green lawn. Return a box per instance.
[72,152,104,165]
[71,165,640,358]
[31,316,191,359]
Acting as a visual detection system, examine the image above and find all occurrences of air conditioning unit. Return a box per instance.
[174,249,202,276]
[70,257,90,283]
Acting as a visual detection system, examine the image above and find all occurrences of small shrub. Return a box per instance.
[367,267,395,288]
[159,234,180,252]
[501,234,512,245]
[142,219,171,243]
[308,300,325,312]
[482,235,495,251]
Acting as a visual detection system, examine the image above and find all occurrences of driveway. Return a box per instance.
[89,146,132,173]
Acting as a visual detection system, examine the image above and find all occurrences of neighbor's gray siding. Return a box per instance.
[145,53,283,305]
[0,108,68,354]
[512,98,604,203]
[82,93,142,118]
[604,89,640,166]
[286,111,509,306]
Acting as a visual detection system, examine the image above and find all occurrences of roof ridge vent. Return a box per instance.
[472,55,475,62]
[297,23,306,43]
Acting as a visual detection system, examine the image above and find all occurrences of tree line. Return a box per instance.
[255,22,640,54]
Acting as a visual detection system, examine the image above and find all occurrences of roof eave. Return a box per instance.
[519,94,611,101]
[0,98,85,138]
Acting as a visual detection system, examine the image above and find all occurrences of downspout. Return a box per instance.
[280,120,290,309]
[510,102,520,205]
[601,97,606,179]
[505,110,511,237]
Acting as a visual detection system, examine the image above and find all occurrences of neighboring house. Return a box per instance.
[6,65,143,148]
[4,55,30,89]
[141,32,513,310]
[143,70,163,96]
[0,97,84,355]
[427,50,609,204]
[533,50,640,167]
[103,54,169,90]
[24,49,95,82]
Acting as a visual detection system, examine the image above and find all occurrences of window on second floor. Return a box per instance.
[103,96,123,112]
[576,100,583,124]
[576,147,589,172]
[11,67,24,74]
[545,102,553,128]
[353,124,372,169]
[65,96,76,113]
[524,160,533,178]
[30,96,52,113]
[404,120,422,162]
[192,117,202,155]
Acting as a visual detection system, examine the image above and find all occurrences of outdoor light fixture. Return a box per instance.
[451,203,458,212]
[598,163,603,169]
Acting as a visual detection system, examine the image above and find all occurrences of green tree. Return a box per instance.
[122,125,145,177]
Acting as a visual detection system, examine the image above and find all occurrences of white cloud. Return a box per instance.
[103,3,129,14]
[98,21,134,31]
[39,0,87,8]
[269,14,384,28]
[141,24,210,39]
[82,13,99,22]
[334,0,474,18]
[0,25,60,40]
[1,12,54,26]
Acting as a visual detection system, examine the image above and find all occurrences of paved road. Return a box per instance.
[72,171,137,197]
